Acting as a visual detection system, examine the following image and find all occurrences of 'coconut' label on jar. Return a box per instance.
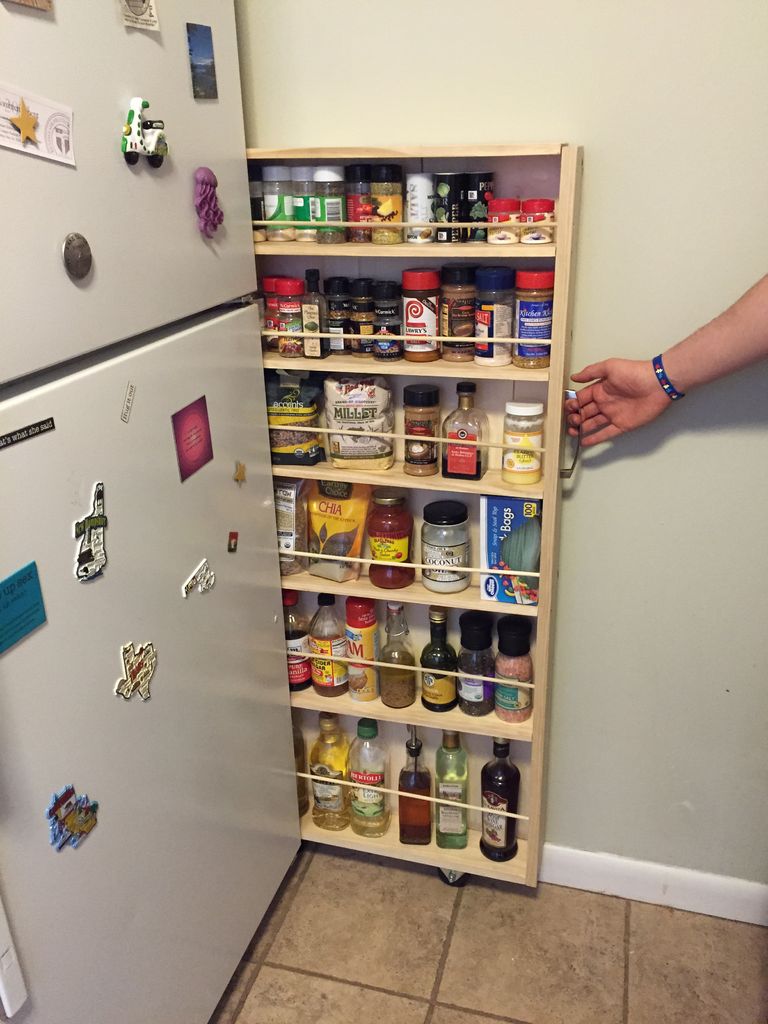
[422,541,469,583]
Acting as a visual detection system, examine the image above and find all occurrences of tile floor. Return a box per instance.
[209,844,768,1024]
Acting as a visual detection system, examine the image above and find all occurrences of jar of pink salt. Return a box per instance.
[494,616,533,723]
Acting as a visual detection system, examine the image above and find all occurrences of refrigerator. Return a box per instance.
[0,3,299,1023]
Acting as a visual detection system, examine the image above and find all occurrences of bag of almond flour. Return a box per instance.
[323,376,395,470]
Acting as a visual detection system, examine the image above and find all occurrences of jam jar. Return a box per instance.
[366,490,415,589]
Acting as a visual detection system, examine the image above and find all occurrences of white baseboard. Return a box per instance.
[539,844,768,926]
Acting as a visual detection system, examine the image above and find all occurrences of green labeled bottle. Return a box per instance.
[435,730,468,849]
[420,607,458,712]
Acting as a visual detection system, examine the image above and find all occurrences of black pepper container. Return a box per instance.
[324,276,351,354]
[349,278,375,356]
[373,280,403,360]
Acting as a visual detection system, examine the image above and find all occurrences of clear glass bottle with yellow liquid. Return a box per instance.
[309,712,350,831]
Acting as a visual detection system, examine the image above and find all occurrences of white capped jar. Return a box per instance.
[263,165,296,241]
[421,500,470,593]
[502,402,544,485]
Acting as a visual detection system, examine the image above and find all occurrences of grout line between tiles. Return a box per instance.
[222,962,261,1024]
[244,844,315,968]
[433,1000,533,1024]
[262,961,432,1005]
[622,899,631,1024]
[427,885,464,1007]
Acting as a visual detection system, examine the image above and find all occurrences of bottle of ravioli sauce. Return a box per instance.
[403,269,441,362]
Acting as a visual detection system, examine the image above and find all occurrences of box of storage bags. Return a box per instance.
[480,496,542,605]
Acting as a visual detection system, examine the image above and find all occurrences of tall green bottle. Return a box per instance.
[435,730,468,849]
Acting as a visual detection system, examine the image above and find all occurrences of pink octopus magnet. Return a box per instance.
[194,166,224,238]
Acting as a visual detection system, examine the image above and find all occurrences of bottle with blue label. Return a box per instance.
[513,269,555,368]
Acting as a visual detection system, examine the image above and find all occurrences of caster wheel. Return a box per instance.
[147,154,164,169]
[123,151,139,166]
[437,868,468,887]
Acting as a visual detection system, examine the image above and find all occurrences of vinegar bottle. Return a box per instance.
[308,594,349,697]
[479,737,520,861]
[398,727,432,845]
[435,731,468,849]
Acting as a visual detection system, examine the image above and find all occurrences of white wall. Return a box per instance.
[235,0,768,884]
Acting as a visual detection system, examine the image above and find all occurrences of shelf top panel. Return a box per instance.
[246,144,564,160]
[262,352,550,382]
[254,240,556,260]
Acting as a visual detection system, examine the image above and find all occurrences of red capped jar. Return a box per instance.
[262,275,282,348]
[276,277,305,357]
[518,198,555,244]
[402,268,441,362]
[366,489,415,589]
[487,198,521,244]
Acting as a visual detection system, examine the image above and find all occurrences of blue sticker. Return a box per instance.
[0,561,47,655]
[46,785,99,851]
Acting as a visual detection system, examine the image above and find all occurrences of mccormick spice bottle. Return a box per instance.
[373,280,403,360]
[276,277,305,358]
[403,384,440,477]
[366,489,415,589]
[324,276,351,353]
[402,268,441,362]
[349,278,376,356]
[439,264,477,361]
[345,163,373,243]
[371,164,404,244]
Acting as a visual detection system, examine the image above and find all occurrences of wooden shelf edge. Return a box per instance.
[247,144,564,160]
[290,688,534,742]
[254,240,556,260]
[261,353,550,382]
[300,813,530,884]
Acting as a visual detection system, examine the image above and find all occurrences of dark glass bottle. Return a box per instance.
[420,607,458,712]
[398,728,432,845]
[457,611,495,716]
[479,738,520,862]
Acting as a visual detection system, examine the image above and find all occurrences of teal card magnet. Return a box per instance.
[74,482,107,581]
[46,785,98,851]
[0,561,47,655]
[115,641,157,700]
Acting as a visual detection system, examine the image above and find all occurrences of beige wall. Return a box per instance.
[235,0,768,882]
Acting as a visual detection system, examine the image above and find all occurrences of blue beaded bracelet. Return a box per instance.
[652,354,685,401]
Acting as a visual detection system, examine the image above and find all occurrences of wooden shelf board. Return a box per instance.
[283,572,538,616]
[247,144,563,160]
[291,687,533,742]
[272,462,544,501]
[261,352,550,382]
[254,240,556,260]
[300,813,530,884]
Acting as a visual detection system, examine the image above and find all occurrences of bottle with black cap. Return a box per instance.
[372,280,403,360]
[441,381,489,481]
[479,737,520,861]
[457,611,495,717]
[398,726,432,845]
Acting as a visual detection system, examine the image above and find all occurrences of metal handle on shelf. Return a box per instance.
[560,389,580,479]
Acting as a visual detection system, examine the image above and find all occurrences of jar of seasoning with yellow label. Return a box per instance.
[513,270,555,369]
[371,164,403,244]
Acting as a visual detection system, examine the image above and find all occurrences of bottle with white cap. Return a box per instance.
[502,401,544,485]
[263,165,296,241]
[291,166,317,241]
[313,165,347,243]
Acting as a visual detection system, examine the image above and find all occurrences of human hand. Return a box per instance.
[566,358,671,447]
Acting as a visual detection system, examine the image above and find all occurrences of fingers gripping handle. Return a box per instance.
[560,389,581,479]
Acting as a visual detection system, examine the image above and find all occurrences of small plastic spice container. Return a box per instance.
[262,275,281,349]
[513,270,555,369]
[474,266,515,366]
[494,616,533,723]
[373,281,403,361]
[371,164,404,244]
[421,500,470,594]
[349,278,375,356]
[440,264,477,361]
[346,163,373,243]
[487,198,521,244]
[518,198,555,244]
[367,490,415,590]
[291,166,317,242]
[403,384,440,477]
[403,268,441,362]
[314,166,347,243]
[324,276,351,353]
[262,165,296,241]
[502,401,544,486]
[276,277,305,357]
[248,162,266,241]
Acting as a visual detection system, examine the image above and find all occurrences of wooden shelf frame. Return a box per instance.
[254,143,583,888]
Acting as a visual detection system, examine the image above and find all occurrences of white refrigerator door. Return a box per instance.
[0,0,256,385]
[0,305,299,1024]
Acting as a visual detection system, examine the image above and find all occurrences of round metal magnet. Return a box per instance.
[62,233,93,280]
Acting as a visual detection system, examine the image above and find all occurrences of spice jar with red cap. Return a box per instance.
[513,269,555,369]
[487,198,521,244]
[402,268,441,362]
[276,277,306,358]
[518,198,555,244]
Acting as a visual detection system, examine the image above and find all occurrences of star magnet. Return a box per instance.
[115,641,157,701]
[10,97,38,146]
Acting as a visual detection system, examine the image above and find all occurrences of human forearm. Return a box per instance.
[662,274,768,393]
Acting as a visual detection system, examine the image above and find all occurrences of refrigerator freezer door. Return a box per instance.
[0,1,256,385]
[0,306,299,1024]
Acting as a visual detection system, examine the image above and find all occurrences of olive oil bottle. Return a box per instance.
[309,712,350,831]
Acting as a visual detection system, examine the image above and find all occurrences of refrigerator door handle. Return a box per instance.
[0,893,27,1017]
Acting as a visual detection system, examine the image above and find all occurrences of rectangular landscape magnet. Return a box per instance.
[171,395,213,482]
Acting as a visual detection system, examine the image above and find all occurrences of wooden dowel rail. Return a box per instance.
[252,219,557,231]
[286,549,540,579]
[263,329,520,344]
[268,423,546,454]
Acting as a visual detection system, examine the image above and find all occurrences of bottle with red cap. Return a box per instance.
[345,596,379,702]
[276,276,306,358]
[402,268,441,362]
[283,590,311,692]
[262,275,282,350]
[513,269,555,369]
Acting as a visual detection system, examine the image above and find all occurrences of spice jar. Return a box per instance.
[422,500,470,594]
[373,281,403,361]
[457,611,495,717]
[403,268,440,362]
[314,166,347,243]
[474,266,515,366]
[403,384,440,477]
[503,402,544,486]
[439,264,477,361]
[346,163,373,243]
[276,277,305,357]
[406,172,435,243]
[367,489,415,590]
[263,165,296,241]
[371,164,403,244]
[494,616,533,723]
[248,162,266,241]
[487,198,521,244]
[433,172,465,243]
[324,276,351,353]
[463,172,494,242]
[262,274,282,349]
[291,166,317,241]
[513,270,555,369]
[519,198,555,244]
[349,278,375,356]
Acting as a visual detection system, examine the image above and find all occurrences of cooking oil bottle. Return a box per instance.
[308,712,350,831]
